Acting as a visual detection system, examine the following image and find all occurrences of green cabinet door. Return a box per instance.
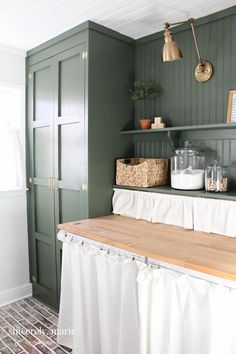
[27,58,58,308]
[27,44,88,308]
[53,45,89,296]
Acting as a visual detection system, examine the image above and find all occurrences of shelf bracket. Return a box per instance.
[167,131,179,148]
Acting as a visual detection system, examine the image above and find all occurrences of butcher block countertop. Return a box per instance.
[58,215,236,282]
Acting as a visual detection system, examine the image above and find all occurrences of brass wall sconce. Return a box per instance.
[162,18,213,83]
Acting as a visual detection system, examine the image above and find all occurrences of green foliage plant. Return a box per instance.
[129,81,161,119]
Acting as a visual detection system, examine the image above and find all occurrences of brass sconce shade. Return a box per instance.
[162,18,213,83]
[163,26,183,62]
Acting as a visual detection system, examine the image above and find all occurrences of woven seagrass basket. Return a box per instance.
[116,158,168,188]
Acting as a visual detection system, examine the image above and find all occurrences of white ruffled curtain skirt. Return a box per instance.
[58,237,236,354]
[57,241,140,354]
[138,266,236,354]
[113,188,236,237]
[112,188,193,228]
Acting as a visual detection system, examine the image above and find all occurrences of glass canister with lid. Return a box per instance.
[171,141,205,190]
[205,161,228,192]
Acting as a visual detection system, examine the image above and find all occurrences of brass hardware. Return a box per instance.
[54,176,59,191]
[189,18,201,62]
[28,73,32,80]
[162,18,213,82]
[48,176,53,191]
[50,176,53,191]
[28,176,33,184]
[32,276,36,283]
[163,26,183,62]
[82,51,88,60]
[194,61,213,83]
[47,176,59,191]
[81,183,88,191]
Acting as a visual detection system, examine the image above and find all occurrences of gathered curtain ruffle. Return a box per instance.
[58,241,141,354]
[138,265,236,354]
[113,188,236,237]
[58,234,236,354]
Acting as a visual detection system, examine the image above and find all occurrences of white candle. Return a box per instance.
[154,117,162,124]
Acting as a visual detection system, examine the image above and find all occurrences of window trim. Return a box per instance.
[0,189,28,198]
[0,81,26,193]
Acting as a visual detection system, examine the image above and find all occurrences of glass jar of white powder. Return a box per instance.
[171,141,205,190]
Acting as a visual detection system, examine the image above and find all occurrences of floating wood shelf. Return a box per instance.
[113,185,236,202]
[121,122,236,135]
[119,123,236,190]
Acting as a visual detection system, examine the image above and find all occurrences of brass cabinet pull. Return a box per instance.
[48,176,53,191]
[48,176,59,191]
[54,176,59,191]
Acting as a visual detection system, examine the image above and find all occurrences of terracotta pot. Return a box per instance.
[139,119,152,129]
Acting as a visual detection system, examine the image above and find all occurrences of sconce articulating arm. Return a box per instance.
[163,18,213,82]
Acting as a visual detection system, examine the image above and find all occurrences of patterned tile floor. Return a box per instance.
[0,297,72,354]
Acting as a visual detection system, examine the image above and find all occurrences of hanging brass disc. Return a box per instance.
[194,61,213,82]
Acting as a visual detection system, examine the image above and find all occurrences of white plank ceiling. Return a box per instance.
[0,0,235,51]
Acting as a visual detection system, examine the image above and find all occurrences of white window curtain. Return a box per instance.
[0,84,24,191]
[58,240,140,354]
[138,266,236,354]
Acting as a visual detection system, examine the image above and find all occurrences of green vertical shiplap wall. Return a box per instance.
[133,6,236,189]
[135,6,236,126]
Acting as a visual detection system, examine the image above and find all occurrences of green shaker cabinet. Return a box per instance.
[26,21,134,309]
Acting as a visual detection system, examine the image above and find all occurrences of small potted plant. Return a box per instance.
[130,81,161,129]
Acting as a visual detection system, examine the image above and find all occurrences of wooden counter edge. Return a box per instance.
[58,218,236,282]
